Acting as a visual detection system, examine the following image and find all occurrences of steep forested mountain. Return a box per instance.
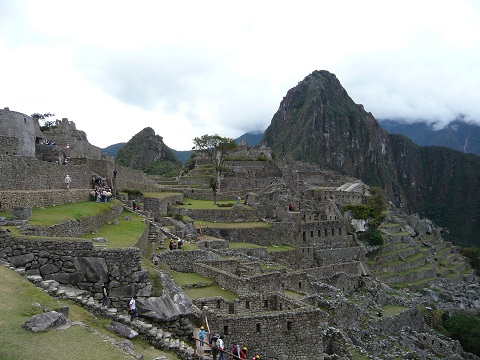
[116,127,182,177]
[263,70,480,246]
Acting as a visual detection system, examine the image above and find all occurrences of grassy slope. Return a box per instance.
[0,265,176,360]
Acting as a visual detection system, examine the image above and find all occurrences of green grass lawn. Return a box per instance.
[266,244,296,252]
[0,201,120,227]
[79,210,147,248]
[0,265,176,360]
[171,271,214,287]
[228,242,264,249]
[381,305,408,317]
[143,192,183,199]
[183,285,237,301]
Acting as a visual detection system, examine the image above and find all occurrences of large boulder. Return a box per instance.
[8,253,34,267]
[107,321,138,339]
[22,311,73,333]
[73,256,108,282]
[137,271,192,321]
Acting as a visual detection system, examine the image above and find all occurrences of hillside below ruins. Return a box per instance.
[0,109,479,359]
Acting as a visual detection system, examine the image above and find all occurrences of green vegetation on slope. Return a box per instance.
[0,265,174,360]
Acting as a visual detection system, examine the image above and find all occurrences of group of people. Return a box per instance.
[169,238,183,250]
[197,327,260,360]
[90,187,113,202]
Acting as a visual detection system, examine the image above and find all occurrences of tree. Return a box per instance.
[209,176,218,205]
[192,134,237,191]
[31,112,56,131]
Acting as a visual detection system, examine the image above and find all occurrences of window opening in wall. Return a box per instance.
[287,320,292,331]
[324,229,328,236]
[318,230,321,236]
[310,230,313,237]
[279,303,282,310]
[224,325,229,335]
[331,228,334,236]
[303,232,306,242]
[216,300,221,308]
[245,301,250,309]
[256,323,261,333]
[228,303,234,314]
[264,299,268,308]
[298,282,302,289]
[339,228,342,235]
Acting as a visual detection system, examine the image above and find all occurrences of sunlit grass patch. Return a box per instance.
[0,266,174,360]
[171,271,214,287]
[183,285,237,302]
[143,192,183,199]
[28,201,119,227]
[79,210,146,248]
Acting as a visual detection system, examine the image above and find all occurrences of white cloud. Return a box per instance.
[1,0,480,149]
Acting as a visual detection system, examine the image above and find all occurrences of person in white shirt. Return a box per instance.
[129,296,138,321]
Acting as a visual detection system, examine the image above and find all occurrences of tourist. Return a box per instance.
[64,174,71,189]
[217,335,225,360]
[101,283,109,307]
[210,334,219,360]
[169,239,174,251]
[232,343,243,358]
[177,239,183,250]
[129,295,138,321]
[113,168,117,178]
[198,326,208,348]
[132,199,136,210]
[251,355,260,360]
[242,346,248,359]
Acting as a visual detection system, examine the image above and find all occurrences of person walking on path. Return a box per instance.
[217,335,225,360]
[129,296,138,321]
[101,283,109,307]
[65,174,71,189]
[198,326,208,348]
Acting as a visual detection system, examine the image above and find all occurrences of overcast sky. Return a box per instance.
[1,1,479,150]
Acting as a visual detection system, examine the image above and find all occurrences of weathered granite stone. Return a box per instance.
[40,263,60,276]
[22,311,73,333]
[73,256,108,282]
[50,271,84,284]
[107,321,138,339]
[8,253,34,267]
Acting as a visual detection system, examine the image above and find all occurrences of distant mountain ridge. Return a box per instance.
[379,119,480,157]
[104,132,264,163]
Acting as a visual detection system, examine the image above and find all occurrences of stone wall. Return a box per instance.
[0,155,94,190]
[0,229,151,308]
[201,223,294,246]
[195,262,283,295]
[314,246,365,266]
[156,249,220,272]
[206,308,328,360]
[0,135,20,156]
[0,108,36,157]
[173,207,259,223]
[0,189,91,212]
[142,194,183,220]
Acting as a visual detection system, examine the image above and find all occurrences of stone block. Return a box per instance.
[8,253,34,267]
[40,263,60,276]
[50,271,84,284]
[73,256,108,282]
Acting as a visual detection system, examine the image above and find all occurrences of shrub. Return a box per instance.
[172,213,183,221]
[442,312,480,356]
[359,228,384,246]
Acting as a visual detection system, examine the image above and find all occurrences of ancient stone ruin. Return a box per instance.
[0,109,479,359]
